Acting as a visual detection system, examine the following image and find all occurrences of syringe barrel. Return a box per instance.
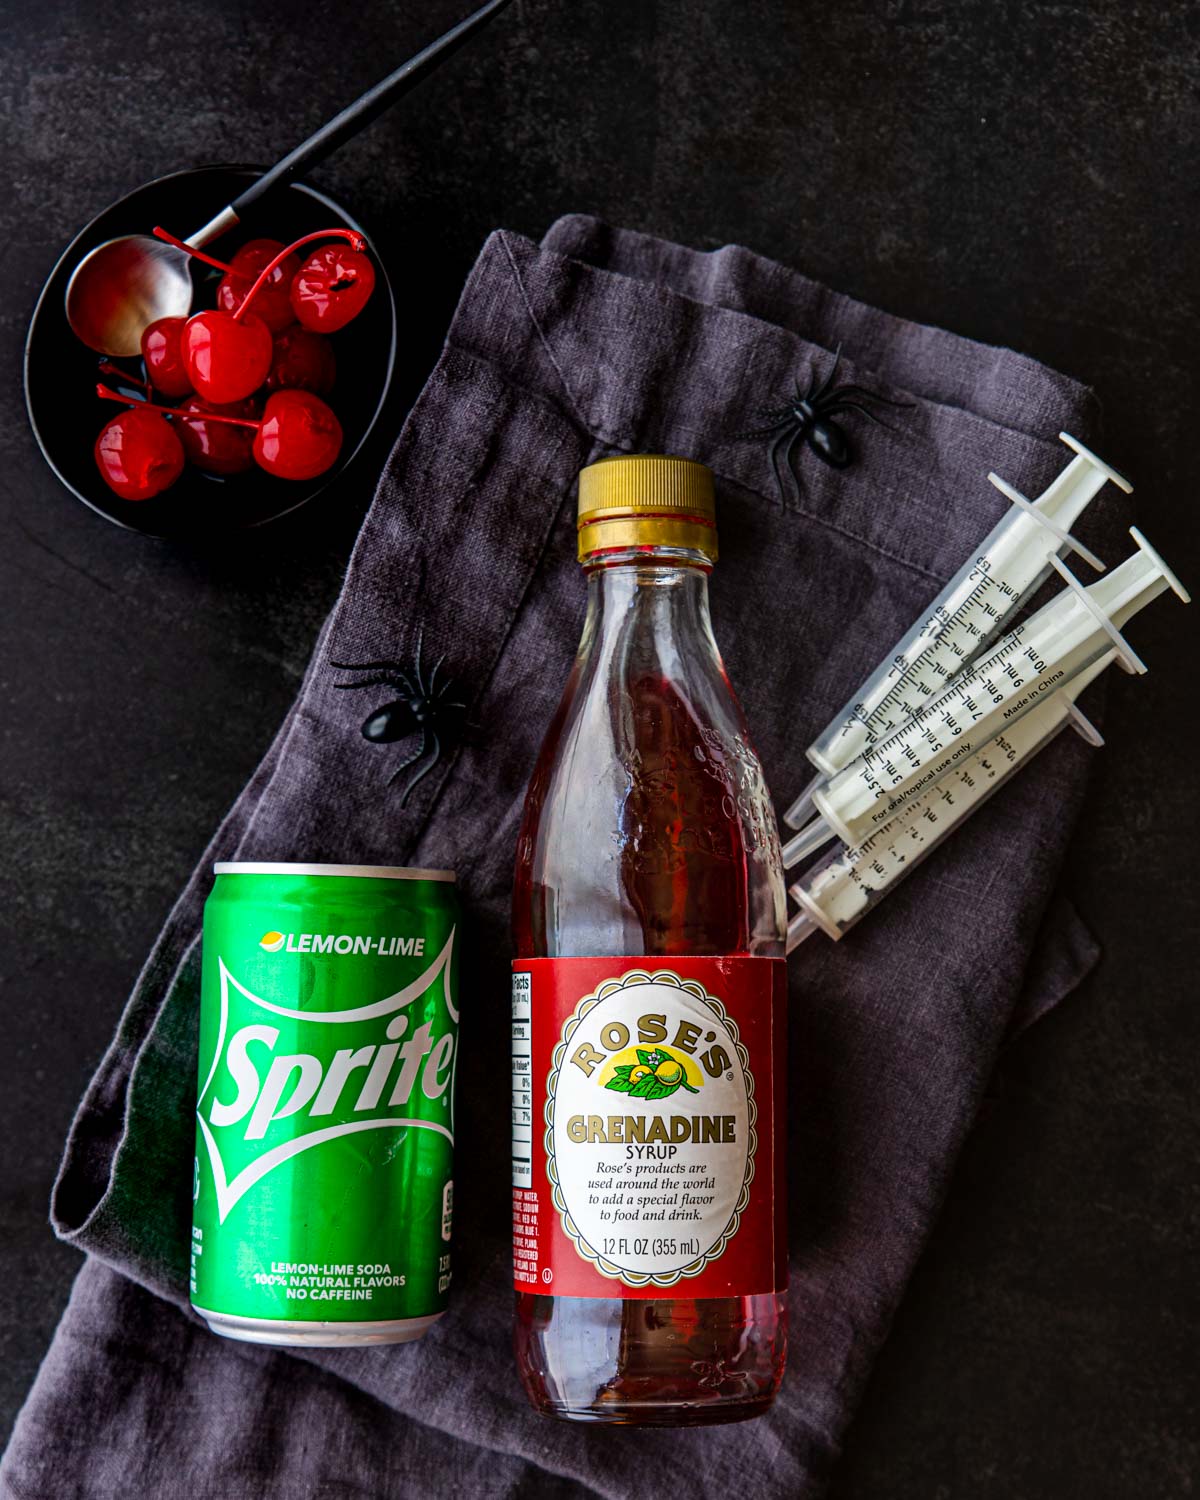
[790,680,1091,941]
[805,438,1117,780]
[812,542,1167,848]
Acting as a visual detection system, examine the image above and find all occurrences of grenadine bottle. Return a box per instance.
[511,454,788,1425]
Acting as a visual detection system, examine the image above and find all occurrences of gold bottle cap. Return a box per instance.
[576,454,718,564]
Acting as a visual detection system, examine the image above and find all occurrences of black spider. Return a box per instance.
[740,345,911,500]
[330,630,467,806]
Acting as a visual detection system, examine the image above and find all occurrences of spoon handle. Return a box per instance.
[228,0,513,219]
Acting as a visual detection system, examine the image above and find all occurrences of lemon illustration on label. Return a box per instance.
[604,1047,698,1100]
[259,931,285,952]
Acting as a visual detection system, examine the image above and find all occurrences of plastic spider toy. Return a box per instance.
[740,345,911,500]
[331,630,467,806]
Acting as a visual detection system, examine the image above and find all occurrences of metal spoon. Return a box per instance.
[66,0,513,356]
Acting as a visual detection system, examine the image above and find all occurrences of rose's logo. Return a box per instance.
[545,968,754,1288]
[603,1046,699,1100]
[259,931,285,952]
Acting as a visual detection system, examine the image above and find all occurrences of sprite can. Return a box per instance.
[191,861,460,1346]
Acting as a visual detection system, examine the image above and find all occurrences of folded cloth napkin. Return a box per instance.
[2,215,1125,1499]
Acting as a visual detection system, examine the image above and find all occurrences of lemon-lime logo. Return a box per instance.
[254,929,426,957]
[602,1046,700,1100]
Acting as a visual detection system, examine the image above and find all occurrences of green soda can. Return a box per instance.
[191,861,460,1347]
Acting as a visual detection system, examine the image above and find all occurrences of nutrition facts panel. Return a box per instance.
[511,972,532,1188]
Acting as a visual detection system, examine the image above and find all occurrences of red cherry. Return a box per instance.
[97,383,343,484]
[181,309,273,403]
[253,390,343,480]
[140,317,193,397]
[158,228,367,405]
[265,326,337,395]
[290,244,376,332]
[177,396,259,476]
[229,239,277,272]
[221,230,367,318]
[94,406,185,500]
[215,239,300,334]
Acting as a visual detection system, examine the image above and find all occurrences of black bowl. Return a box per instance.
[24,165,397,538]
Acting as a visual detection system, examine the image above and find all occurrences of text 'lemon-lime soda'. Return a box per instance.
[191,862,461,1347]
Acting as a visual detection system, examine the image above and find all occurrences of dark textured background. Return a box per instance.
[1,0,1196,1493]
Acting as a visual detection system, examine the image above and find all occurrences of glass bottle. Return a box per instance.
[511,454,788,1425]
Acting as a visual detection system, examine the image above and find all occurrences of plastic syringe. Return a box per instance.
[783,433,1128,829]
[784,527,1189,864]
[785,655,1112,950]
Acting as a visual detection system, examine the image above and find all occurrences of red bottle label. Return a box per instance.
[511,956,787,1299]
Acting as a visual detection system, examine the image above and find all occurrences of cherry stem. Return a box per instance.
[96,384,260,431]
[233,228,367,322]
[152,226,236,275]
[98,361,150,393]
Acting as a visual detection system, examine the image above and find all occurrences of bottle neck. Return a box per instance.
[579,549,717,666]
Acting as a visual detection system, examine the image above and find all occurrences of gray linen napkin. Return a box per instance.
[1,215,1124,1499]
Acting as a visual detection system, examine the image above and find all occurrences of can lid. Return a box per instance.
[213,862,456,882]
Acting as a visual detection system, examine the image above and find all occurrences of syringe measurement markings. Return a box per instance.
[874,576,1009,708]
[828,739,1014,911]
[835,572,1024,747]
[859,629,1030,768]
[845,655,1047,835]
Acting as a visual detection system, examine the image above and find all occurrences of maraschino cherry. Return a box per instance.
[252,388,343,479]
[214,239,301,334]
[153,227,367,405]
[265,326,337,395]
[97,384,343,482]
[290,242,375,332]
[176,396,260,476]
[151,228,272,403]
[140,317,193,397]
[94,405,185,500]
[180,308,273,404]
